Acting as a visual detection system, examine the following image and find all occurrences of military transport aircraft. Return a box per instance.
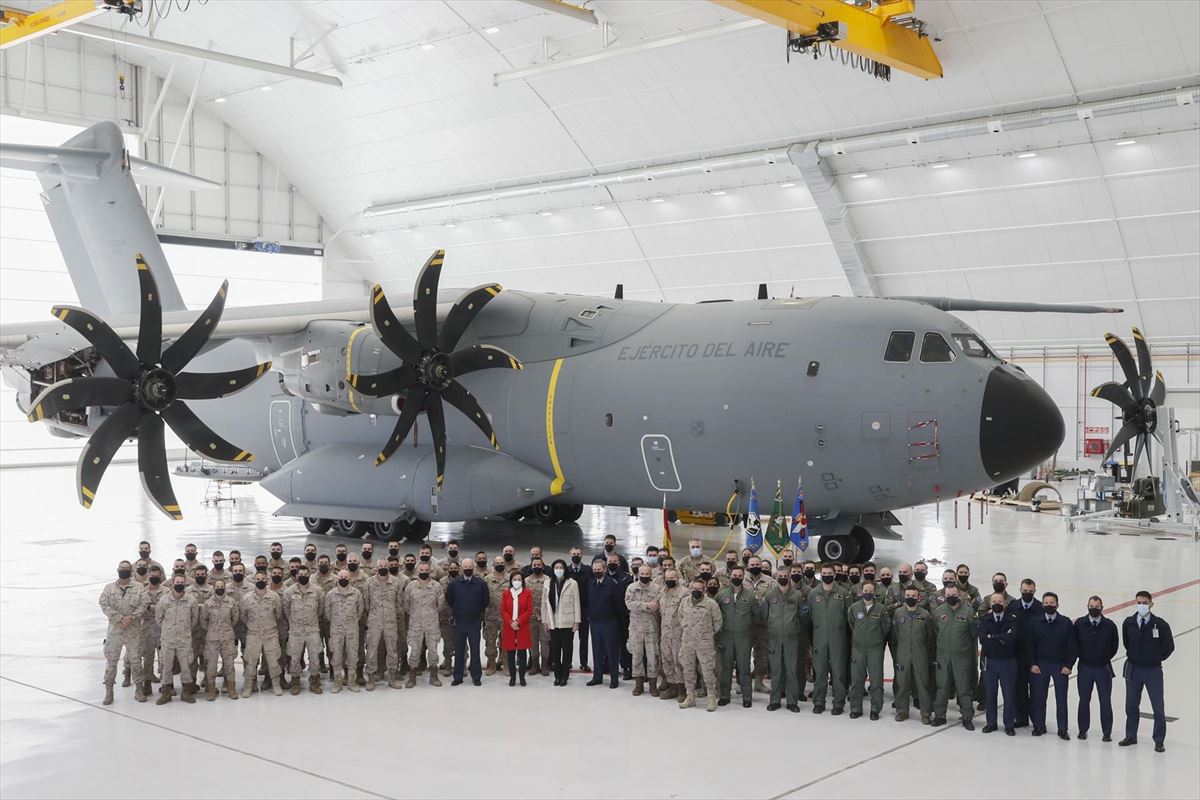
[1,121,1135,561]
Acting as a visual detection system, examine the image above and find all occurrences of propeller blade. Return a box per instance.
[137,411,182,520]
[1104,332,1142,398]
[1089,381,1136,416]
[349,366,418,398]
[27,377,130,422]
[161,280,229,374]
[369,285,422,364]
[413,249,445,351]
[1132,434,1145,475]
[437,282,501,353]
[1131,327,1153,399]
[134,254,163,365]
[425,391,447,492]
[162,401,254,463]
[449,344,524,377]
[175,362,272,400]
[1142,434,1152,473]
[1103,419,1141,463]
[50,305,139,379]
[375,386,427,466]
[76,402,140,509]
[1150,370,1166,406]
[442,379,498,449]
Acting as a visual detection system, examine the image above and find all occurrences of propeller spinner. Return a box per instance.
[349,249,523,490]
[27,254,270,519]
[1090,327,1166,472]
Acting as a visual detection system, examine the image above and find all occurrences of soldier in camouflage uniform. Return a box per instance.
[891,584,934,723]
[404,562,444,687]
[346,554,370,685]
[762,569,804,712]
[809,564,852,714]
[847,581,891,719]
[483,557,509,675]
[625,564,663,696]
[200,580,240,701]
[138,566,166,695]
[99,561,148,705]
[676,540,704,585]
[184,565,212,691]
[363,563,405,690]
[156,574,198,704]
[931,586,979,730]
[181,544,202,581]
[240,572,285,698]
[678,578,723,711]
[325,569,363,693]
[436,562,460,676]
[283,566,325,695]
[658,569,687,700]
[267,565,290,689]
[525,558,550,675]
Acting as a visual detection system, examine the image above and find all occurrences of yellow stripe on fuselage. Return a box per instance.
[545,358,566,496]
[345,326,369,412]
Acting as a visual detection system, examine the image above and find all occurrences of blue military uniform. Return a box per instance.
[1007,595,1042,726]
[445,575,490,683]
[979,610,1020,733]
[1121,611,1175,747]
[1074,613,1119,739]
[586,574,624,686]
[1026,611,1078,736]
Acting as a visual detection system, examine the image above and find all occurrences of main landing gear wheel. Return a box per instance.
[333,519,369,537]
[713,512,729,527]
[303,517,331,535]
[560,503,584,524]
[532,502,562,525]
[850,526,875,562]
[817,534,859,563]
[406,519,431,542]
[372,521,397,540]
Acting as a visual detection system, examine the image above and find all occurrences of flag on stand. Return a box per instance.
[764,479,790,555]
[661,494,672,558]
[789,478,809,552]
[744,479,763,553]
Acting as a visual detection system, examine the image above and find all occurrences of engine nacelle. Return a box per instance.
[278,320,401,416]
[1,329,104,437]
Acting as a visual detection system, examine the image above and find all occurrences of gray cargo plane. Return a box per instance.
[1,122,1122,561]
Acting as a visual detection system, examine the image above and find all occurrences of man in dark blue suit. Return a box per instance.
[446,562,491,686]
[979,592,1020,735]
[1026,591,1077,739]
[586,558,623,688]
[1007,578,1042,728]
[566,546,590,670]
[1120,590,1175,753]
[1074,595,1119,741]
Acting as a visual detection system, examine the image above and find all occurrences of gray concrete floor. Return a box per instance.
[0,463,1196,799]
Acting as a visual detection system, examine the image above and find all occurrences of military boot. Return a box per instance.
[754,678,768,694]
[102,685,114,705]
[387,671,403,689]
[633,677,644,696]
[355,665,367,686]
[659,683,679,700]
[649,678,660,697]
[439,657,452,676]
[279,674,292,691]
[366,672,376,691]
[309,675,323,695]
[156,685,173,705]
[332,675,344,694]
[242,679,257,699]
[271,679,283,697]
[290,677,302,696]
[226,680,239,700]
[920,712,931,725]
[707,694,718,712]
[429,669,442,687]
[181,684,196,704]
[141,680,152,698]
[406,672,417,688]
[679,691,696,708]
[485,657,497,676]
[346,675,360,693]
[122,667,131,688]
[134,685,146,703]
[206,679,218,701]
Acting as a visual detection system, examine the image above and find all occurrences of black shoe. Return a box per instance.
[742,699,752,709]
[622,670,633,681]
[509,676,517,687]
[787,704,800,713]
[718,698,730,706]
[451,678,463,686]
[1154,742,1165,753]
[1058,731,1069,741]
[812,704,824,714]
[767,702,781,711]
[849,711,863,719]
[472,678,481,686]
[1005,728,1015,736]
[797,691,807,702]
[609,679,618,689]
[1032,728,1046,737]
[520,676,527,687]
[831,707,844,716]
[1013,721,1028,729]
[870,711,880,721]
[1118,737,1136,747]
[1077,732,1087,740]
[931,717,946,727]
[586,678,603,686]
[963,719,975,731]
[1102,735,1112,743]
[982,724,997,734]
[580,664,590,671]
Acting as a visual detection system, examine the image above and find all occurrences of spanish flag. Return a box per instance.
[661,494,672,557]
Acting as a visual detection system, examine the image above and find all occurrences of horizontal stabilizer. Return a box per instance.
[0,141,219,189]
[893,296,1123,314]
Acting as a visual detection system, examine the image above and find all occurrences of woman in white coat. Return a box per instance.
[542,558,581,686]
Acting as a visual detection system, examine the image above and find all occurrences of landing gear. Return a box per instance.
[333,519,369,537]
[303,517,331,535]
[817,534,859,563]
[406,519,431,541]
[372,521,396,540]
[559,503,584,524]
[713,512,729,527]
[500,510,525,522]
[850,526,875,562]
[532,502,562,525]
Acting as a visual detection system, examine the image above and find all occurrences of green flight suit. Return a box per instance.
[808,580,852,710]
[847,598,891,714]
[890,603,933,715]
[932,600,978,720]
[880,580,904,670]
[716,585,762,702]
[762,582,803,706]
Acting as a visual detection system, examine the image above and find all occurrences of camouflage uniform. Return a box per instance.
[156,589,198,696]
[240,589,283,694]
[483,569,508,670]
[347,569,370,680]
[268,582,290,682]
[404,578,444,672]
[314,568,338,669]
[283,582,324,685]
[675,555,703,585]
[226,577,250,655]
[678,594,723,709]
[200,593,240,698]
[436,573,456,671]
[525,572,550,673]
[99,580,148,690]
[185,582,212,684]
[658,583,687,687]
[624,579,663,683]
[363,576,405,683]
[139,584,166,686]
[182,558,203,580]
[325,584,363,690]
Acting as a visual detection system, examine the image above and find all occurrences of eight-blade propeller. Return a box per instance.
[26,254,270,519]
[1090,327,1166,472]
[350,249,523,490]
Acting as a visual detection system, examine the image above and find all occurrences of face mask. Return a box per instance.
[741,556,750,565]
[512,580,522,589]
[318,565,330,574]
[271,551,282,559]
[448,549,459,557]
[748,567,761,576]
[149,576,162,585]
[389,567,400,576]
[836,574,848,583]
[666,580,678,589]
[532,566,543,575]
[691,590,703,600]
[1044,606,1057,616]
[215,588,226,596]
[348,564,359,572]
[777,576,790,586]
[173,584,185,593]
[570,555,581,564]
[139,551,150,560]
[478,559,489,568]
[862,592,875,602]
[993,582,1006,593]
[593,571,604,579]
[804,569,815,579]
[699,571,712,580]
[449,571,460,578]
[914,571,927,581]
[899,574,911,583]
[419,573,430,581]
[946,596,959,606]
[1021,591,1034,602]
[136,566,148,576]
[608,565,618,574]
[118,569,132,580]
[906,597,919,607]
[991,603,1005,613]
[553,568,564,579]
[298,576,310,585]
[604,544,615,552]
[880,577,893,586]
[289,569,299,578]
[646,556,658,566]
[194,576,207,585]
[255,580,268,589]
[726,561,736,571]
[233,573,245,582]
[362,551,373,560]
[706,586,719,597]
[336,553,347,562]
[863,573,875,582]
[958,574,970,584]
[186,553,197,561]
[821,575,834,584]
[495,565,505,573]
[271,575,282,584]
[503,553,514,562]
[791,574,803,584]
[730,577,743,587]
[406,564,415,572]
[640,576,651,584]
[338,579,349,588]
[943,580,954,588]
[305,553,316,562]
[174,569,185,576]
[463,569,474,578]
[255,564,267,573]
[389,549,401,558]
[690,547,702,557]
[1087,608,1102,618]
[782,559,794,567]
[418,554,430,563]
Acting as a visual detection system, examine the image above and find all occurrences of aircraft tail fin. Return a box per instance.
[0,121,216,318]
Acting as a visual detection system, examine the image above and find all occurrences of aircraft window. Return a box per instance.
[920,332,954,363]
[884,331,915,362]
[952,333,997,359]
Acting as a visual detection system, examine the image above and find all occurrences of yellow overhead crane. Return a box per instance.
[0,0,138,50]
[712,0,942,80]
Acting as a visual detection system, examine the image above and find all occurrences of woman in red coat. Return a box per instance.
[500,571,532,686]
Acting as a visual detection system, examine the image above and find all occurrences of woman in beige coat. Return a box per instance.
[542,559,581,686]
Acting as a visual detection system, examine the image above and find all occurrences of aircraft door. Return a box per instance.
[641,434,682,493]
[270,398,300,465]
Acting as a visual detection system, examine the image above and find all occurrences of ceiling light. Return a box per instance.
[850,172,868,179]
[485,26,501,34]
[648,197,665,204]
[708,189,727,196]
[1017,151,1037,159]
[443,221,457,228]
[259,85,272,92]
[538,210,553,216]
[592,204,607,210]
[778,182,796,187]
[214,97,227,103]
[1115,139,1136,146]
[420,43,436,51]
[930,162,949,169]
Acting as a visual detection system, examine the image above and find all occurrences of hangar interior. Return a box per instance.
[0,2,1197,799]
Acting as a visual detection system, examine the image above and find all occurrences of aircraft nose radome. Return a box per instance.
[979,366,1065,483]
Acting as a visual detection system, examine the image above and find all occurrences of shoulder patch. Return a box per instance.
[856,611,864,619]
[940,614,948,621]
[814,595,824,603]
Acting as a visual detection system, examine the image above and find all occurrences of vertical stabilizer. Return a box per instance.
[34,121,185,317]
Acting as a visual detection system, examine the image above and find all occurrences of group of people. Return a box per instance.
[99,534,1174,751]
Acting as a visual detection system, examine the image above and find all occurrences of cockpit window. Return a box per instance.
[884,331,915,362]
[920,332,954,363]
[952,333,997,360]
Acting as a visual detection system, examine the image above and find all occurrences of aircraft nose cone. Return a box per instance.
[979,365,1064,482]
